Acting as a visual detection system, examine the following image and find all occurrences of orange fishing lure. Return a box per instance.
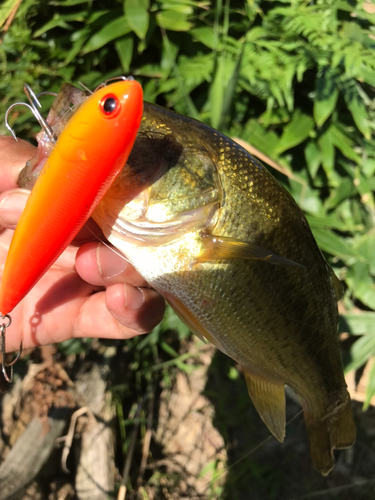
[0,79,143,316]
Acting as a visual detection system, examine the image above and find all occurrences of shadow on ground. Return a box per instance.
[204,350,375,500]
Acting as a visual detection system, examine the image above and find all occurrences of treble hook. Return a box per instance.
[0,314,22,383]
[93,75,133,93]
[4,84,57,143]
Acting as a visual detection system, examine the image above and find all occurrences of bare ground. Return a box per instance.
[0,337,375,500]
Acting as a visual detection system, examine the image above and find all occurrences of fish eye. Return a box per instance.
[100,94,120,117]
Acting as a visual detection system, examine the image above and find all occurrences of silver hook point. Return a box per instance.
[4,84,57,142]
[24,84,42,109]
[4,103,25,142]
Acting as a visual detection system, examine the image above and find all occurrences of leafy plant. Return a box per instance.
[1,0,375,406]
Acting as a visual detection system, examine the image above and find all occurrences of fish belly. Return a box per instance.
[107,229,355,475]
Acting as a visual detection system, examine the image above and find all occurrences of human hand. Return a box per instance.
[0,136,165,352]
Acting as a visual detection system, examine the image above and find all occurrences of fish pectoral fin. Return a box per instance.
[243,370,286,442]
[304,395,356,476]
[198,235,305,268]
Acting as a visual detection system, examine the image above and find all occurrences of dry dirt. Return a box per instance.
[0,338,375,500]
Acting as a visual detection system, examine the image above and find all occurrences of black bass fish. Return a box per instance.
[19,83,356,475]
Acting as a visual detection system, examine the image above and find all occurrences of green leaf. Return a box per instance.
[339,312,375,335]
[344,334,375,374]
[156,10,192,31]
[306,214,363,232]
[339,312,375,337]
[364,359,375,410]
[311,227,357,262]
[241,120,279,159]
[56,0,93,5]
[330,124,361,164]
[83,15,131,53]
[361,67,375,87]
[160,31,179,78]
[156,0,197,6]
[124,0,149,40]
[160,341,179,358]
[288,180,322,215]
[275,110,314,154]
[362,158,375,178]
[304,140,321,179]
[115,35,134,73]
[347,97,371,140]
[314,68,339,127]
[158,1,193,14]
[63,28,91,65]
[346,262,375,310]
[177,53,214,86]
[324,177,356,210]
[0,0,19,29]
[190,26,216,49]
[219,44,245,129]
[33,14,83,37]
[246,26,267,42]
[353,174,375,211]
[210,55,225,130]
[317,128,335,179]
[355,231,375,274]
[58,338,91,355]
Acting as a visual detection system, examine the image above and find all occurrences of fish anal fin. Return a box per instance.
[164,292,228,355]
[305,396,356,476]
[198,234,305,268]
[243,370,286,442]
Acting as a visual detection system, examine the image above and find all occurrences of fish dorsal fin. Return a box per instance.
[331,269,344,301]
[243,370,286,442]
[198,235,305,268]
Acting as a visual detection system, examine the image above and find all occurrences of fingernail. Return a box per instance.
[0,190,29,227]
[97,243,128,279]
[126,285,145,310]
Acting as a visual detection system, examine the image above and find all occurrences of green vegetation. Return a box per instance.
[1,0,375,495]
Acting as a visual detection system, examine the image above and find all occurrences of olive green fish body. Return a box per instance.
[22,90,355,475]
[92,102,355,475]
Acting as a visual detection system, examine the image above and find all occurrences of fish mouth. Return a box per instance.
[19,83,224,250]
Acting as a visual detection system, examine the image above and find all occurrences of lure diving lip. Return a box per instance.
[0,78,143,317]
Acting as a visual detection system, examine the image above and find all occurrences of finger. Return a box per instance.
[0,188,29,229]
[76,242,150,288]
[74,283,165,338]
[0,137,36,191]
[106,283,166,333]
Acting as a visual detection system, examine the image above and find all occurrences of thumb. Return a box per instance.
[0,136,36,192]
[0,188,30,229]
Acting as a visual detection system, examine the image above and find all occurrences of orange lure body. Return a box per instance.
[0,79,143,315]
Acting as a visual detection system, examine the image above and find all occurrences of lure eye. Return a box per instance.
[100,94,120,117]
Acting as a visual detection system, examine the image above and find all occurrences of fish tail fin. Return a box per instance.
[305,396,356,476]
[333,397,356,449]
[243,370,286,442]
